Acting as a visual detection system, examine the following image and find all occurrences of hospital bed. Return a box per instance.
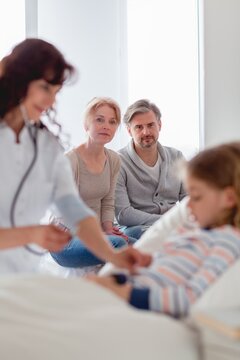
[0,200,240,359]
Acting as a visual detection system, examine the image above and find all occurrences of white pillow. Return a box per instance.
[192,259,240,311]
[134,196,195,252]
[100,197,196,276]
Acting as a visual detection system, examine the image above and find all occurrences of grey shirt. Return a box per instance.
[115,141,187,227]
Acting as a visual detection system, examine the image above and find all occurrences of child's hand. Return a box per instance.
[87,274,132,301]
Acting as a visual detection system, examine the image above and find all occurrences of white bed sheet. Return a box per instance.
[0,274,199,360]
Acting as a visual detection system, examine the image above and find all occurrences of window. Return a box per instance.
[0,0,25,58]
[127,0,200,158]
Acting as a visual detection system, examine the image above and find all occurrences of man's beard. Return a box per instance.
[139,135,157,148]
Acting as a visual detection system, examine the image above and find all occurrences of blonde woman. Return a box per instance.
[51,97,136,267]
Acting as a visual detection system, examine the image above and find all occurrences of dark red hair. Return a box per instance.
[0,38,75,118]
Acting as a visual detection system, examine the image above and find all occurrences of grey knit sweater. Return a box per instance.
[115,141,187,226]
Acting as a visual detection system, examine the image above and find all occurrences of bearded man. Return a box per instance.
[115,99,186,239]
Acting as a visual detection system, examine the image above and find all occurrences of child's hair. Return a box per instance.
[83,97,121,128]
[0,38,75,118]
[187,142,240,228]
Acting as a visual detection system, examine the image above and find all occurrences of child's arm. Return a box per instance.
[89,273,211,317]
[91,227,240,317]
[88,274,132,301]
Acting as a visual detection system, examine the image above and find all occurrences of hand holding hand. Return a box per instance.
[109,247,152,273]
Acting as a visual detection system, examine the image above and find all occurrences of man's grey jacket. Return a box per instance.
[115,141,187,227]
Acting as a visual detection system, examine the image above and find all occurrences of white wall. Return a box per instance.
[38,0,128,150]
[201,0,240,147]
[0,0,25,58]
[37,0,240,151]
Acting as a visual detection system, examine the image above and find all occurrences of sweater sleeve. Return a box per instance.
[101,150,120,224]
[129,288,150,310]
[128,278,199,317]
[131,232,239,317]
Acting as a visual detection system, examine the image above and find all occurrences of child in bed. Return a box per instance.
[90,142,240,317]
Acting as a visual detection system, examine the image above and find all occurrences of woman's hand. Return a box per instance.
[0,225,71,252]
[104,226,129,241]
[22,224,71,252]
[0,225,71,251]
[109,247,152,273]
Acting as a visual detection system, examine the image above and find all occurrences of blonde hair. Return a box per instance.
[187,142,240,228]
[83,97,121,128]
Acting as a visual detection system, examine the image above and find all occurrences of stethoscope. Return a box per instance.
[9,105,47,256]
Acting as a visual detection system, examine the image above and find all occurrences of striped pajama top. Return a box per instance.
[128,225,240,317]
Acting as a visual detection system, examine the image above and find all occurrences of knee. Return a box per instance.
[108,235,127,249]
[123,226,144,240]
[127,236,137,245]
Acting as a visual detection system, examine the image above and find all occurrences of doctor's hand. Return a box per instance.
[109,247,152,273]
[24,224,71,252]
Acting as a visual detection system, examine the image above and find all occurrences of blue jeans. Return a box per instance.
[51,234,136,268]
[119,225,147,240]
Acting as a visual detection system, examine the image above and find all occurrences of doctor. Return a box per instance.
[0,38,151,274]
